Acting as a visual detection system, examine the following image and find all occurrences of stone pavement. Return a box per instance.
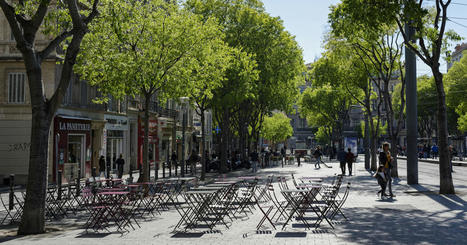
[2,158,467,245]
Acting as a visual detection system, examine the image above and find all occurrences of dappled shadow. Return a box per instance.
[336,205,467,245]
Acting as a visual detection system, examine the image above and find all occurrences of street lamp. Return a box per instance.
[180,97,188,177]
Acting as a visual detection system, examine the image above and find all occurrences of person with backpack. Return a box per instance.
[345,148,355,176]
[379,142,395,197]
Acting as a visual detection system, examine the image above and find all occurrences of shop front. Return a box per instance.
[104,114,128,172]
[138,116,160,169]
[53,116,91,183]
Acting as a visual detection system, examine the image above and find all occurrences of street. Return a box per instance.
[2,157,467,245]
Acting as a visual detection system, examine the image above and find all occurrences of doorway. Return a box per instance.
[67,134,85,178]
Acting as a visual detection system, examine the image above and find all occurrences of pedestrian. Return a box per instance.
[431,144,438,159]
[99,155,106,178]
[250,150,259,173]
[313,146,323,169]
[373,165,388,199]
[116,154,125,179]
[171,151,177,171]
[379,142,395,197]
[345,148,355,176]
[281,147,286,167]
[337,148,347,175]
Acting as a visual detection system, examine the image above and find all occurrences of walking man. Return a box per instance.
[116,154,125,179]
[379,142,395,197]
[250,150,259,173]
[337,148,346,175]
[313,146,323,169]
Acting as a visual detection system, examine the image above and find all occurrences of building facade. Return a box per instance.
[0,12,204,184]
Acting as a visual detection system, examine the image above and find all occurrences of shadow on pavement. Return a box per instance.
[337,205,467,245]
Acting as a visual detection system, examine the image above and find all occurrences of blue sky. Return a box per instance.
[263,0,467,74]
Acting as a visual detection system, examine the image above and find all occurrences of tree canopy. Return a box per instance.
[261,112,293,145]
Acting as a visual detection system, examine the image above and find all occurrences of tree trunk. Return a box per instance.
[220,108,229,173]
[200,109,206,180]
[18,103,50,234]
[142,95,150,182]
[364,113,370,170]
[433,71,455,194]
[390,135,399,178]
[370,136,378,171]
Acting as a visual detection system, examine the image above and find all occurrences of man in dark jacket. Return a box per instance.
[379,142,395,197]
[116,154,125,179]
[99,155,106,177]
[337,148,347,175]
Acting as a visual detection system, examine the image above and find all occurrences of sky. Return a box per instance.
[262,0,467,75]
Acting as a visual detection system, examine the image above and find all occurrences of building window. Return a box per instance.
[8,72,26,103]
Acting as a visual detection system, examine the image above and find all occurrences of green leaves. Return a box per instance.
[75,0,225,104]
[445,51,467,132]
[261,112,293,144]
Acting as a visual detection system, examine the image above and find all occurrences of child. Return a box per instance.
[374,165,387,198]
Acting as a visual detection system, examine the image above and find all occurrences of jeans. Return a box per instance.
[252,161,258,173]
[315,157,322,168]
[347,161,352,175]
[384,168,393,195]
[117,164,124,178]
[340,161,346,175]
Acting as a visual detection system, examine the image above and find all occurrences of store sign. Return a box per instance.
[105,115,129,131]
[59,122,91,131]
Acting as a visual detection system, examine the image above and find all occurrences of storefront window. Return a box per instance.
[66,135,85,180]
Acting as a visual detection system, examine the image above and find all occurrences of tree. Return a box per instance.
[446,51,467,133]
[184,43,235,180]
[330,5,406,177]
[331,0,461,194]
[299,79,352,149]
[76,0,223,182]
[186,0,304,169]
[261,112,293,149]
[0,0,99,234]
[324,38,383,171]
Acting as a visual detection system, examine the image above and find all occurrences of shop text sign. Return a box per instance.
[59,122,91,131]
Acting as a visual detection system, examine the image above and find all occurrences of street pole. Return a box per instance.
[181,107,187,177]
[405,22,418,184]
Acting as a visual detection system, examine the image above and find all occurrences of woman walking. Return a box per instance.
[379,142,395,197]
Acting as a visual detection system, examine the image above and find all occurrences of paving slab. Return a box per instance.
[1,158,467,244]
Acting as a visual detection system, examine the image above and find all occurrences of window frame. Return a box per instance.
[7,72,26,104]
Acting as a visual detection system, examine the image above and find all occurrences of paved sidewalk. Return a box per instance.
[2,158,467,245]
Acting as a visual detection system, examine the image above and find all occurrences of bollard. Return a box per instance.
[162,162,166,178]
[9,174,14,210]
[92,167,96,178]
[106,166,110,179]
[129,164,133,178]
[154,162,158,181]
[57,170,63,200]
[76,167,81,196]
[169,161,172,177]
[175,161,178,176]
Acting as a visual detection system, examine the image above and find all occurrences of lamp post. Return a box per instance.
[180,97,188,177]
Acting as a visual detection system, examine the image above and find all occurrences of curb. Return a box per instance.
[398,156,467,167]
